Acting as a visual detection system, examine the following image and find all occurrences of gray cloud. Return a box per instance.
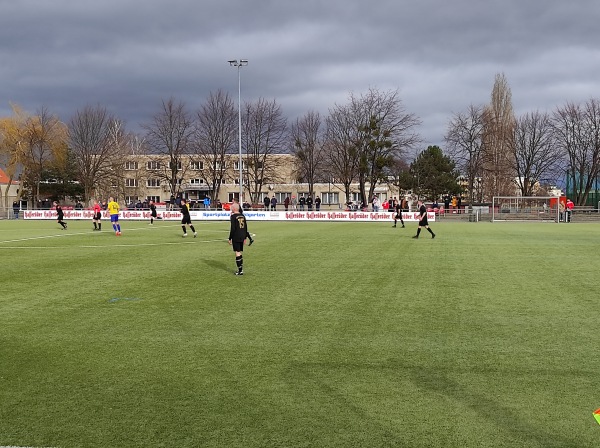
[1,0,599,148]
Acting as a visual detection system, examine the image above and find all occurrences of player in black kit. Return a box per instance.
[229,203,249,275]
[392,199,405,228]
[149,200,157,225]
[180,198,197,237]
[413,200,435,239]
[53,201,67,229]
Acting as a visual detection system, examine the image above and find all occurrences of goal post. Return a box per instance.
[492,196,560,222]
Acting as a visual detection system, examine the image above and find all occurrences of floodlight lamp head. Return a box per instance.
[228,60,238,66]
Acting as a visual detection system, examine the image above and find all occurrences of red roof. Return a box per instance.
[0,168,19,185]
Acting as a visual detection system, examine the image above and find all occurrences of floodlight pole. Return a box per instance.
[228,59,248,202]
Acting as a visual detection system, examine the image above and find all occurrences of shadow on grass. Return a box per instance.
[284,360,583,447]
[200,258,230,273]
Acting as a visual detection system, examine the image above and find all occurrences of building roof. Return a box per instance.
[0,167,19,185]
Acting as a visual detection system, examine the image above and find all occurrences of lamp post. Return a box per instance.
[228,59,248,202]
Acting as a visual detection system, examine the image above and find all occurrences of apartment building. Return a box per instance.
[120,153,394,209]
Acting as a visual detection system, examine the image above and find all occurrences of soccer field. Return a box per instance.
[0,219,598,447]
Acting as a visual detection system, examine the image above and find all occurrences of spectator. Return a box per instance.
[263,195,270,210]
[306,195,313,211]
[566,198,574,222]
[315,196,321,211]
[270,196,277,211]
[299,196,306,211]
[284,196,290,211]
[203,196,211,209]
[12,201,19,219]
[291,196,297,210]
[372,196,379,212]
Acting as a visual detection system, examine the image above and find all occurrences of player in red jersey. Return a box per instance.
[92,199,102,231]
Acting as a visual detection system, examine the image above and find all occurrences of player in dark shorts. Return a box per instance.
[233,198,254,245]
[92,199,102,231]
[54,201,67,229]
[229,203,249,275]
[180,198,197,237]
[393,200,405,228]
[149,200,157,225]
[413,200,435,239]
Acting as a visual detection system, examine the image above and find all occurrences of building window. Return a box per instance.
[322,192,339,205]
[190,161,203,170]
[276,192,291,203]
[189,178,204,185]
[125,196,139,205]
[169,161,182,171]
[147,161,160,170]
[350,192,362,203]
[147,195,160,203]
[125,178,138,187]
[234,161,247,170]
[125,161,138,170]
[147,179,161,187]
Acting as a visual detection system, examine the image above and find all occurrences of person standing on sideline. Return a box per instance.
[12,201,19,219]
[270,195,277,211]
[92,199,102,231]
[566,198,574,222]
[284,196,290,211]
[149,200,157,225]
[306,195,313,211]
[203,196,211,209]
[229,202,249,275]
[413,200,435,239]
[298,195,306,211]
[315,196,321,211]
[559,201,565,222]
[53,201,67,229]
[180,198,197,237]
[372,196,379,212]
[107,197,121,235]
[263,195,270,210]
[393,200,405,228]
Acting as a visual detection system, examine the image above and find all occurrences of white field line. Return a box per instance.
[0,224,232,248]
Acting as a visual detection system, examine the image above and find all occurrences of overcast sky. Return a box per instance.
[1,0,599,151]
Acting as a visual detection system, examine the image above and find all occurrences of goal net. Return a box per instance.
[492,196,559,222]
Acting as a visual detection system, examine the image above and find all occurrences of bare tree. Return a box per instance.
[242,98,288,203]
[323,103,361,202]
[552,99,600,205]
[510,111,560,196]
[445,104,485,203]
[20,106,68,207]
[192,90,237,201]
[351,89,421,205]
[290,110,326,198]
[0,104,27,210]
[481,73,516,199]
[142,98,193,200]
[69,105,127,204]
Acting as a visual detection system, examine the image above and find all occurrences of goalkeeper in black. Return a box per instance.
[229,203,249,275]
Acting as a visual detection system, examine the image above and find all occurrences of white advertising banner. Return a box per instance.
[22,209,435,222]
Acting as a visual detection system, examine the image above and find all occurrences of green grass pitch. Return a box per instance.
[0,218,599,447]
